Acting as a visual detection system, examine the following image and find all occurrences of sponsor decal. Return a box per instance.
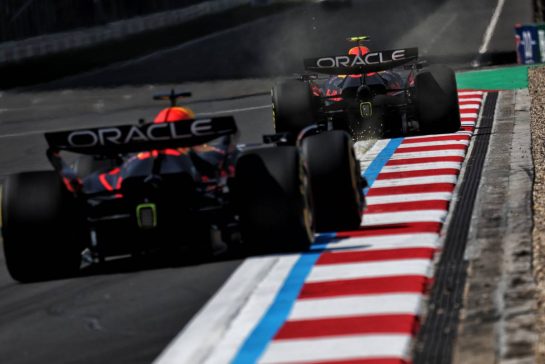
[303,48,418,73]
[67,119,216,148]
[45,116,237,155]
[315,49,408,68]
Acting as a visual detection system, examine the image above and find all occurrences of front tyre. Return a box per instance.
[2,171,86,282]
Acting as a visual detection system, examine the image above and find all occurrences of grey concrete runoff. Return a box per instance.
[453,90,538,364]
[0,0,249,66]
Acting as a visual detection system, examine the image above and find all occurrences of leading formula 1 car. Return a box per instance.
[272,36,461,140]
[2,91,365,282]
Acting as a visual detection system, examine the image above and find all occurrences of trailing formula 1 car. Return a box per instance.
[2,91,365,282]
[272,36,461,140]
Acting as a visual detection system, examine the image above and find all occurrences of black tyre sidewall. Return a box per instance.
[234,147,313,254]
[272,80,317,136]
[415,65,461,133]
[2,171,85,282]
[302,130,364,232]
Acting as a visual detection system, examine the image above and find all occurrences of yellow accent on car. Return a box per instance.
[347,35,370,42]
[359,102,373,118]
[136,203,157,229]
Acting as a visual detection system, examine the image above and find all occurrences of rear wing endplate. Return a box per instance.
[304,48,418,75]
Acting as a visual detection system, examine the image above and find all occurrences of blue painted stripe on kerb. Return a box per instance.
[230,137,404,364]
[364,137,404,189]
[231,252,320,364]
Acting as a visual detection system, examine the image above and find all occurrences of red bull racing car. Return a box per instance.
[272,36,461,140]
[2,91,365,282]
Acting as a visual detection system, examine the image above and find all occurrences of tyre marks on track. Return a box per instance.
[154,91,486,364]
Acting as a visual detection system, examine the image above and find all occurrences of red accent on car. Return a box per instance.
[326,88,342,102]
[62,177,75,192]
[162,148,182,157]
[115,176,123,190]
[98,173,114,191]
[153,107,195,123]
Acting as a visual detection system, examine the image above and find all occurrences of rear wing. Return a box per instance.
[304,48,418,75]
[45,116,238,155]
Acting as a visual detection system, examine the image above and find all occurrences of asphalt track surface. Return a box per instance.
[0,1,533,363]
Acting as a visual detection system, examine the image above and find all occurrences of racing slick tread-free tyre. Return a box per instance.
[2,171,86,282]
[415,65,461,133]
[235,146,314,254]
[302,130,364,232]
[272,80,317,137]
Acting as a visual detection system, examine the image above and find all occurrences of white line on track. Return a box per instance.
[458,91,485,97]
[288,293,423,320]
[478,0,507,55]
[361,210,448,225]
[325,233,440,251]
[260,334,412,363]
[366,192,453,205]
[389,150,466,159]
[459,104,482,110]
[381,162,462,173]
[199,104,271,116]
[459,98,484,103]
[404,131,470,140]
[305,259,434,283]
[397,140,469,148]
[371,175,459,187]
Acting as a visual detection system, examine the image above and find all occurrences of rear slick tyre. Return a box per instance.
[415,65,461,134]
[302,130,364,232]
[272,80,317,137]
[235,146,314,254]
[2,171,86,282]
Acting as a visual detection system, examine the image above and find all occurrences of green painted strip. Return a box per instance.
[456,64,533,90]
